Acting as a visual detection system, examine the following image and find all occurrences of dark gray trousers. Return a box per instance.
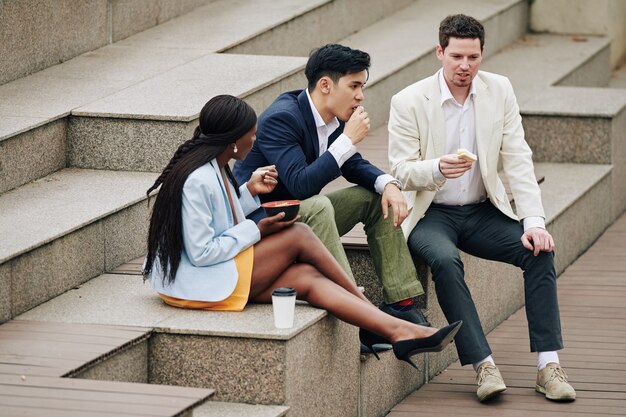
[407,200,563,365]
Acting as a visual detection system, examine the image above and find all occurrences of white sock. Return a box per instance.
[537,351,559,370]
[473,355,495,372]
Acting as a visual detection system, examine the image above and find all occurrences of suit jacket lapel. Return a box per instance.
[473,74,495,176]
[297,90,320,158]
[423,75,446,157]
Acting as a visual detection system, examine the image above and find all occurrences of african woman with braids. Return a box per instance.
[143,95,461,368]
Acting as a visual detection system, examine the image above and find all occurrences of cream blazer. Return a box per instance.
[388,70,545,238]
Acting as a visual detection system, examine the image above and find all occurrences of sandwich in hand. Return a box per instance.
[457,148,477,162]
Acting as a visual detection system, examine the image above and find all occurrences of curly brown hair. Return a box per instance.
[439,14,485,51]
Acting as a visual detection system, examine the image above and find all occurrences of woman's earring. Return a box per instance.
[233,144,238,153]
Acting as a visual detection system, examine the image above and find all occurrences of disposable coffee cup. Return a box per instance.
[271,287,297,329]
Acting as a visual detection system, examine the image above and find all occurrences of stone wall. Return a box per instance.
[530,0,626,68]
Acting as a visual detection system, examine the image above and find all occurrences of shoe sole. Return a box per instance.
[535,385,576,401]
[478,385,506,402]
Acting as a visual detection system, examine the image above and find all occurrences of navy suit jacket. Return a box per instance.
[234,89,384,218]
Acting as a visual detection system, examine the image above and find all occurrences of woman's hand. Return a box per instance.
[247,165,278,196]
[257,212,299,237]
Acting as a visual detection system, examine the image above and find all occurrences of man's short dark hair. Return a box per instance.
[305,44,370,91]
[439,14,485,51]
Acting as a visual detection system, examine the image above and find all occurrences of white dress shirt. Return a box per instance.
[306,89,397,194]
[432,69,486,206]
[431,70,544,230]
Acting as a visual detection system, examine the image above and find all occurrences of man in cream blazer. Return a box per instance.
[388,14,575,402]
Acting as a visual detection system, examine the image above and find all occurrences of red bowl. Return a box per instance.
[261,200,300,221]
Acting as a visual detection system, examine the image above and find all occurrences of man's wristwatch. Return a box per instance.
[386,179,402,191]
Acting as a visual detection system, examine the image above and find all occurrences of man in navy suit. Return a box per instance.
[234,44,427,326]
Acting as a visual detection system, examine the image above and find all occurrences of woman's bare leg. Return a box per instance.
[249,223,367,302]
[250,262,436,343]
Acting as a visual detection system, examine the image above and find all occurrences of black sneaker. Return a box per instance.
[379,303,431,327]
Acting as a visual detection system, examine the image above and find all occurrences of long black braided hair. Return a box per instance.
[143,95,257,285]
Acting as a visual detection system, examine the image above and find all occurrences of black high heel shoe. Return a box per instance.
[392,320,463,369]
[359,328,390,360]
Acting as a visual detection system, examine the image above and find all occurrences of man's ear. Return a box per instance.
[318,76,332,95]
[436,44,444,59]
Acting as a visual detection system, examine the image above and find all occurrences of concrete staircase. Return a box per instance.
[1,0,625,416]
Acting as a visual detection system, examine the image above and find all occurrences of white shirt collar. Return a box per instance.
[305,88,339,132]
[438,69,477,106]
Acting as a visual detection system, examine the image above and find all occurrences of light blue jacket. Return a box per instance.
[148,159,261,301]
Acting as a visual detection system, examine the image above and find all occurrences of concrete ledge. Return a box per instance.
[0,263,11,323]
[538,163,613,273]
[0,0,527,161]
[557,44,611,87]
[16,274,358,417]
[523,104,626,218]
[193,401,289,417]
[74,339,149,384]
[0,0,313,146]
[0,169,155,263]
[224,0,413,56]
[68,55,305,171]
[0,119,66,194]
[0,169,155,318]
[359,349,425,417]
[116,0,327,52]
[71,54,305,121]
[482,34,611,90]
[480,31,626,218]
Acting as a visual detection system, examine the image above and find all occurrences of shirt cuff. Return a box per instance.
[523,216,546,231]
[239,182,261,215]
[328,134,357,167]
[432,158,446,186]
[375,174,399,195]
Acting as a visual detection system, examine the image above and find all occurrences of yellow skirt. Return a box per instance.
[158,246,254,312]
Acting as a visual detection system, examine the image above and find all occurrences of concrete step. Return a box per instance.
[0,0,333,188]
[341,0,527,128]
[0,168,156,321]
[124,0,415,57]
[68,53,306,172]
[192,402,288,417]
[14,274,361,417]
[482,34,611,90]
[2,0,323,138]
[67,0,529,172]
[479,34,626,218]
[0,44,210,192]
[0,0,529,180]
[0,0,217,86]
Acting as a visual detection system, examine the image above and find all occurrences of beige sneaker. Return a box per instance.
[476,363,507,402]
[536,363,576,401]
